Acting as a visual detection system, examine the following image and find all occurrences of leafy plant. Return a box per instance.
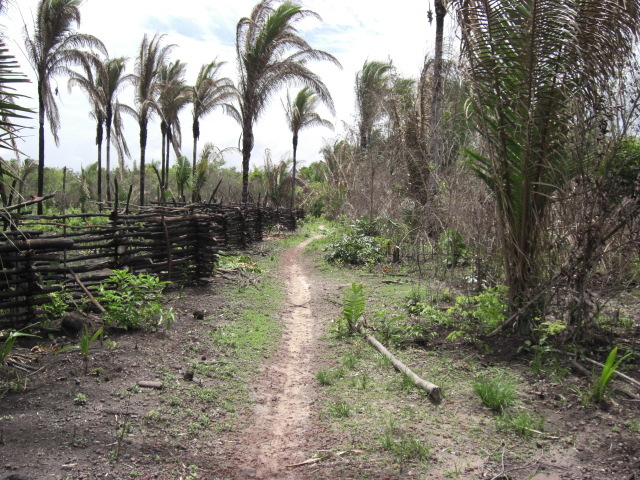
[325,231,385,266]
[437,229,467,268]
[73,393,88,406]
[337,283,365,336]
[94,270,171,330]
[592,346,632,404]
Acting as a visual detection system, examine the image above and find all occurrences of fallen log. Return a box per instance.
[364,334,441,402]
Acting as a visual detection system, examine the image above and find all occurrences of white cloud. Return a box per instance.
[3,0,447,175]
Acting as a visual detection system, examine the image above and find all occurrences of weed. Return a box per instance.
[328,400,351,418]
[472,373,517,412]
[342,353,358,369]
[629,418,639,432]
[315,369,334,386]
[400,371,416,391]
[497,409,544,435]
[73,393,88,406]
[381,421,430,464]
[356,373,370,391]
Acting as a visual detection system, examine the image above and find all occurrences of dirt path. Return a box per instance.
[233,236,325,479]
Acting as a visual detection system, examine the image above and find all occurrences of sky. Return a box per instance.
[2,0,450,174]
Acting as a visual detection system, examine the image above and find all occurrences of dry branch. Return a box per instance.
[364,334,441,401]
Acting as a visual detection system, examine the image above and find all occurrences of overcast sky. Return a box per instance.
[3,0,451,173]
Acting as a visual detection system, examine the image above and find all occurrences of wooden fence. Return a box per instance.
[0,203,303,329]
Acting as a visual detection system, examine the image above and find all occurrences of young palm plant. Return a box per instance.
[449,0,640,332]
[235,0,340,203]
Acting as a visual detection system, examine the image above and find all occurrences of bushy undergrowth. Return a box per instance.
[325,217,385,266]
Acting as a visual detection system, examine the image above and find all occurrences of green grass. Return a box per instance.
[472,373,517,412]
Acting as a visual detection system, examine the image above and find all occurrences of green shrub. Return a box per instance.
[437,229,468,268]
[325,232,385,265]
[94,270,173,330]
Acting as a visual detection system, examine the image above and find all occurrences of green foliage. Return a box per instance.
[41,288,73,320]
[1,330,38,365]
[332,283,365,337]
[437,230,468,268]
[94,270,172,330]
[73,393,88,406]
[497,410,545,436]
[325,232,385,266]
[217,253,261,273]
[328,400,351,418]
[592,346,633,404]
[381,421,430,463]
[472,373,517,413]
[451,286,508,330]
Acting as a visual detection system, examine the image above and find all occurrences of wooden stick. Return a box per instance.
[68,269,105,313]
[3,193,55,212]
[364,334,441,401]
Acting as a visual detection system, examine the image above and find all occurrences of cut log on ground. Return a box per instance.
[364,334,441,402]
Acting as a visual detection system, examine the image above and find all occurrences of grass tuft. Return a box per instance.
[472,373,517,412]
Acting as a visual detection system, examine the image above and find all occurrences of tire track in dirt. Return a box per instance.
[233,235,323,479]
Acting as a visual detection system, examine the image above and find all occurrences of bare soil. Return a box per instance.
[1,235,639,480]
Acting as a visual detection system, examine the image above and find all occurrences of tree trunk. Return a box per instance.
[290,133,298,209]
[427,0,446,201]
[105,112,112,203]
[192,118,199,202]
[96,120,103,205]
[37,89,45,215]
[139,120,147,206]
[241,119,254,204]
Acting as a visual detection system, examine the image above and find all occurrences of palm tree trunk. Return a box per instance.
[37,90,45,215]
[290,134,298,209]
[139,120,147,206]
[105,114,112,203]
[427,0,446,201]
[192,118,199,202]
[96,121,103,205]
[241,120,254,203]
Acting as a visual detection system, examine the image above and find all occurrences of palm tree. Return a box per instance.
[133,33,173,205]
[156,60,190,197]
[449,0,640,332]
[236,0,340,203]
[284,87,333,209]
[190,60,236,200]
[69,56,134,203]
[24,0,105,214]
[355,60,393,151]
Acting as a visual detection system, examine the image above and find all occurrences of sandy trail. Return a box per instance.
[235,235,323,479]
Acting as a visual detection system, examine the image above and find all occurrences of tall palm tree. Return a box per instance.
[284,87,333,209]
[450,0,640,331]
[236,0,340,203]
[190,60,236,201]
[69,56,134,203]
[156,60,190,196]
[24,0,105,214]
[133,33,173,205]
[355,60,393,151]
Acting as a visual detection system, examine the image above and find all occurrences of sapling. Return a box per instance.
[57,326,104,373]
[592,346,632,404]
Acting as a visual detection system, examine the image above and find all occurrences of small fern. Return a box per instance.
[342,283,365,335]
